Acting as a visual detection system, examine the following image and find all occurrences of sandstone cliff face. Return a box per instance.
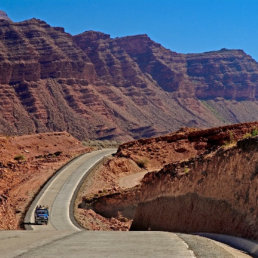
[187,49,258,100]
[78,122,258,239]
[0,18,258,140]
[0,19,92,84]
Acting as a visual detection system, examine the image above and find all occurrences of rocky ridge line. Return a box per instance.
[0,17,257,140]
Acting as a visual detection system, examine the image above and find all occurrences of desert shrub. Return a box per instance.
[184,166,190,174]
[229,131,235,143]
[243,133,252,139]
[14,154,25,161]
[54,151,62,156]
[251,128,258,137]
[136,159,148,169]
[223,131,236,147]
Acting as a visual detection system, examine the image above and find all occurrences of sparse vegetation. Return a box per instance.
[35,151,62,159]
[136,159,148,169]
[241,128,258,139]
[251,128,258,137]
[54,151,62,156]
[14,154,25,161]
[223,131,237,148]
[229,131,235,143]
[184,166,190,174]
[243,133,252,139]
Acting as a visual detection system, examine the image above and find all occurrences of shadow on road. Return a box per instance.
[22,222,37,226]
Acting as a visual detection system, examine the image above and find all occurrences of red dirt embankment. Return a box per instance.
[131,137,258,239]
[77,122,258,239]
[0,132,91,230]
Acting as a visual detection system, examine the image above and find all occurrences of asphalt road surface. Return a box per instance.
[0,149,252,257]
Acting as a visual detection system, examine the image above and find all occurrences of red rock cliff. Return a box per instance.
[0,18,258,140]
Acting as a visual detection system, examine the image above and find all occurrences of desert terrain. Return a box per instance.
[0,132,91,229]
[0,6,257,258]
[0,9,257,246]
[75,122,258,240]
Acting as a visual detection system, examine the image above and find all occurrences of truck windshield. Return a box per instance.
[37,210,48,214]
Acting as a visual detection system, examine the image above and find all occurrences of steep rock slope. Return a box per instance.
[0,17,258,140]
[77,122,258,240]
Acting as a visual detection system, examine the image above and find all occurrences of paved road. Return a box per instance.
[0,149,252,257]
[25,149,117,231]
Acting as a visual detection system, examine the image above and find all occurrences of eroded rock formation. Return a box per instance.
[0,17,258,140]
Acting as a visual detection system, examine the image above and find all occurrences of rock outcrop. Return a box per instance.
[0,17,258,140]
[0,11,11,21]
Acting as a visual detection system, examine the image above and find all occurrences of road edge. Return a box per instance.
[24,153,87,230]
[68,154,110,230]
[196,233,258,257]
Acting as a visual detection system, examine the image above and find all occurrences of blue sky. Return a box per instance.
[1,0,258,60]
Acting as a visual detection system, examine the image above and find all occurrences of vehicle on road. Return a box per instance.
[34,205,49,225]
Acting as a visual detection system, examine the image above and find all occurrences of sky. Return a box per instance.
[1,0,258,60]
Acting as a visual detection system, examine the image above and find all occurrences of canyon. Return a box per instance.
[0,13,257,244]
[76,122,258,240]
[0,16,257,141]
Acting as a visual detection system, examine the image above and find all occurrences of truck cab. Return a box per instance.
[34,206,49,225]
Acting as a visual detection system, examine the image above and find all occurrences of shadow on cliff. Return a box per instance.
[130,192,257,240]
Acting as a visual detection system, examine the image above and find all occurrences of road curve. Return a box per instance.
[0,149,252,257]
[24,148,116,231]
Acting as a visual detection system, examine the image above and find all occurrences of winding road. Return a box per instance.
[0,149,254,257]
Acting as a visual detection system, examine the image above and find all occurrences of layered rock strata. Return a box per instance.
[0,18,257,140]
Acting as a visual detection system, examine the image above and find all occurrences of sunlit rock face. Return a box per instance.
[0,11,11,21]
[0,17,257,141]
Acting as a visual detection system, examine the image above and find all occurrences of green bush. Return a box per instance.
[14,154,25,161]
[251,128,258,137]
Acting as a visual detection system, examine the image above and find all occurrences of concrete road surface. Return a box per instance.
[25,149,116,231]
[0,149,253,257]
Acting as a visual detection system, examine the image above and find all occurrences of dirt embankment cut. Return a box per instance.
[0,132,91,230]
[131,137,258,240]
[76,122,258,239]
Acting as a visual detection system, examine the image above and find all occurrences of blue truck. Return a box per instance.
[34,205,49,225]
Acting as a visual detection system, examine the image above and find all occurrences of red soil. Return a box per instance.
[0,132,91,230]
